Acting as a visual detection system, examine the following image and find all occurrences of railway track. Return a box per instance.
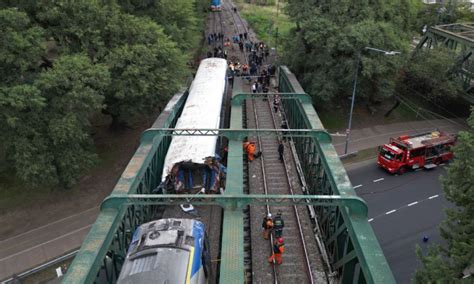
[218,2,327,283]
[221,1,318,283]
[209,6,224,49]
[248,93,316,283]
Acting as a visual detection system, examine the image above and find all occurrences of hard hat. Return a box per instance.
[267,213,272,218]
[277,237,284,244]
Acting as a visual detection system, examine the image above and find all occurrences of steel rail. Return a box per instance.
[232,2,308,284]
[250,82,278,284]
[225,0,279,280]
[225,0,278,281]
[267,94,315,284]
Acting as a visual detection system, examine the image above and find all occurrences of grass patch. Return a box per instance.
[235,0,294,53]
[342,147,379,165]
[0,171,44,214]
[317,109,347,131]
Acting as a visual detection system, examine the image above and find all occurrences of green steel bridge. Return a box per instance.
[63,66,395,283]
[416,23,474,103]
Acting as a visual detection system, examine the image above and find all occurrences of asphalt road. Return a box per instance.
[347,160,451,283]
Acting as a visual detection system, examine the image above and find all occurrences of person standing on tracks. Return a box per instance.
[273,211,285,237]
[228,68,234,89]
[268,237,285,265]
[273,95,280,113]
[278,141,284,162]
[244,32,248,40]
[243,141,256,161]
[262,213,274,240]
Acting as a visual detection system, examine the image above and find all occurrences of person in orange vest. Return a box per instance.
[262,213,273,240]
[243,141,256,161]
[268,237,285,265]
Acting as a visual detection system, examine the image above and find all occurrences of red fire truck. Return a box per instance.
[377,131,456,174]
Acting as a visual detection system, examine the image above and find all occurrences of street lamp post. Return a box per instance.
[343,47,401,155]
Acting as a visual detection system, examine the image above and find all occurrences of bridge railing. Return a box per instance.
[278,66,395,283]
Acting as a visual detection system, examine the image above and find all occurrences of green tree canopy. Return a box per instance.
[0,0,198,186]
[282,0,418,105]
[415,108,474,282]
[398,48,463,102]
[0,55,110,187]
[5,1,188,126]
[116,0,201,51]
[0,8,45,86]
[103,42,185,126]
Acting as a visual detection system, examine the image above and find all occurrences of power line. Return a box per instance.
[395,93,466,128]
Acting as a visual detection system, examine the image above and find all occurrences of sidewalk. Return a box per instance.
[331,119,467,156]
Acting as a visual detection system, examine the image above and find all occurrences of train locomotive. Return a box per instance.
[211,0,222,11]
[117,218,211,284]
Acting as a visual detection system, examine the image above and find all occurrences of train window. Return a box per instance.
[185,235,195,246]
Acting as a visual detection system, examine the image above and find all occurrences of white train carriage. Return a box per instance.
[160,58,228,194]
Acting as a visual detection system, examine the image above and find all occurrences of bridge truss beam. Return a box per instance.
[416,23,474,97]
[101,194,368,218]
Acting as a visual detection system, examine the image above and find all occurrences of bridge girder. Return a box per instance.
[101,193,368,218]
[416,23,474,98]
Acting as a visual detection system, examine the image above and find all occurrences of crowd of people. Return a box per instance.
[206,28,277,91]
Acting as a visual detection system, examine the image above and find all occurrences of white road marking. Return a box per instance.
[353,184,363,189]
[373,178,384,183]
[368,193,445,223]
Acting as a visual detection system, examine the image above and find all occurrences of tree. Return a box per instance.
[116,0,202,51]
[398,48,463,102]
[282,1,418,106]
[103,42,186,127]
[10,1,188,127]
[0,55,110,187]
[415,108,474,282]
[99,12,187,126]
[0,8,45,86]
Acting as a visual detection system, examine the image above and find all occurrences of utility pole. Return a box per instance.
[343,47,401,155]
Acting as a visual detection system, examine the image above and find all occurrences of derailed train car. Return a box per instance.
[159,58,228,194]
[117,218,211,284]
